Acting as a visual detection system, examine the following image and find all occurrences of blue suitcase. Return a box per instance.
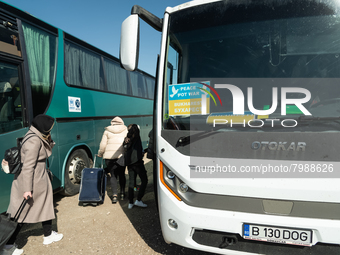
[78,156,106,206]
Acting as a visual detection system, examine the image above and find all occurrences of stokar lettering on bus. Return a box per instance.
[251,141,306,151]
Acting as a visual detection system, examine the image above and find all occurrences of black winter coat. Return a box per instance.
[123,124,144,165]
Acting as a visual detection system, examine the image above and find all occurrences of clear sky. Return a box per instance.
[3,0,186,76]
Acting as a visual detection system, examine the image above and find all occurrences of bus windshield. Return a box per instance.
[164,0,340,132]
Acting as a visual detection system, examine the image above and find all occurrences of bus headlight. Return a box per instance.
[160,161,181,201]
[167,170,175,179]
[179,183,189,193]
[160,160,192,199]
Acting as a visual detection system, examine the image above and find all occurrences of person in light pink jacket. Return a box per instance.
[98,116,127,203]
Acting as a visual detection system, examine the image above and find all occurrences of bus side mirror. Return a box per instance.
[120,14,140,71]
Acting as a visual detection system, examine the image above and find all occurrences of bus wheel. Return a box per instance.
[63,149,90,196]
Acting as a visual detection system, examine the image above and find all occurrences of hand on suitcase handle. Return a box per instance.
[93,154,104,168]
[23,191,32,200]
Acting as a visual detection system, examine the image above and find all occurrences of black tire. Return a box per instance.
[62,149,90,196]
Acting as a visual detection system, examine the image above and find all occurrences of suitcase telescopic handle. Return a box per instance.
[13,196,31,222]
[93,154,103,168]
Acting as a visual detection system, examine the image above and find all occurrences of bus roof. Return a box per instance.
[165,0,221,14]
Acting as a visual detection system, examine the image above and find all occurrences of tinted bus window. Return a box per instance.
[130,71,147,98]
[22,22,57,116]
[64,41,105,90]
[104,58,129,95]
[0,23,21,57]
[0,62,23,133]
[145,76,155,99]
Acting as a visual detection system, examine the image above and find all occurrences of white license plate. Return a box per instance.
[243,223,313,246]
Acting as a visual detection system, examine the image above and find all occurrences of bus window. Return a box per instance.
[167,44,179,84]
[130,71,147,98]
[0,22,21,57]
[0,62,23,133]
[22,22,57,116]
[104,58,129,94]
[64,40,105,91]
[145,76,155,99]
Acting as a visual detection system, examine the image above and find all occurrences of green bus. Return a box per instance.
[0,1,155,213]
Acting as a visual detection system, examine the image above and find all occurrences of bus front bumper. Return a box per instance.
[158,184,340,255]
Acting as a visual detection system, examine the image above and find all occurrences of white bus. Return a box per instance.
[120,1,340,254]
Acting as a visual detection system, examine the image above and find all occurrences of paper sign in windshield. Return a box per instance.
[169,82,211,116]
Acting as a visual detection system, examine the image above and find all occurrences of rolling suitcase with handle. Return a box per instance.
[78,155,106,206]
[0,197,30,249]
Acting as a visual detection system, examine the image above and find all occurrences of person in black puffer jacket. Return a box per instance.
[123,124,148,209]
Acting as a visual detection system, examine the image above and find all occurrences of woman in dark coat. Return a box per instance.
[2,114,63,255]
[123,124,148,209]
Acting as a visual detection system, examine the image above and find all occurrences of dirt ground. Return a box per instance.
[14,157,211,255]
[13,157,340,255]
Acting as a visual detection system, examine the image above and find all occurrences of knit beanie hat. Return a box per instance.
[32,114,55,136]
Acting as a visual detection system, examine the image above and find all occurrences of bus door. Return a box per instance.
[0,61,25,132]
[0,11,30,213]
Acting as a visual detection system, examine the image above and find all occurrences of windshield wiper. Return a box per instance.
[176,127,225,147]
[177,119,301,146]
[176,116,340,146]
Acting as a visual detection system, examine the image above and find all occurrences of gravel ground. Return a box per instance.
[14,157,211,255]
[12,157,340,255]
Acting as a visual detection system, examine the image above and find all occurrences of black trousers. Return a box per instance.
[7,220,52,245]
[128,160,148,203]
[105,159,126,195]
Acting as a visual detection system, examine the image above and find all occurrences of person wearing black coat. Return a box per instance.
[123,124,148,209]
[146,129,154,160]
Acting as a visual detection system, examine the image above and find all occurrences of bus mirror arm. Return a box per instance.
[131,5,163,32]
